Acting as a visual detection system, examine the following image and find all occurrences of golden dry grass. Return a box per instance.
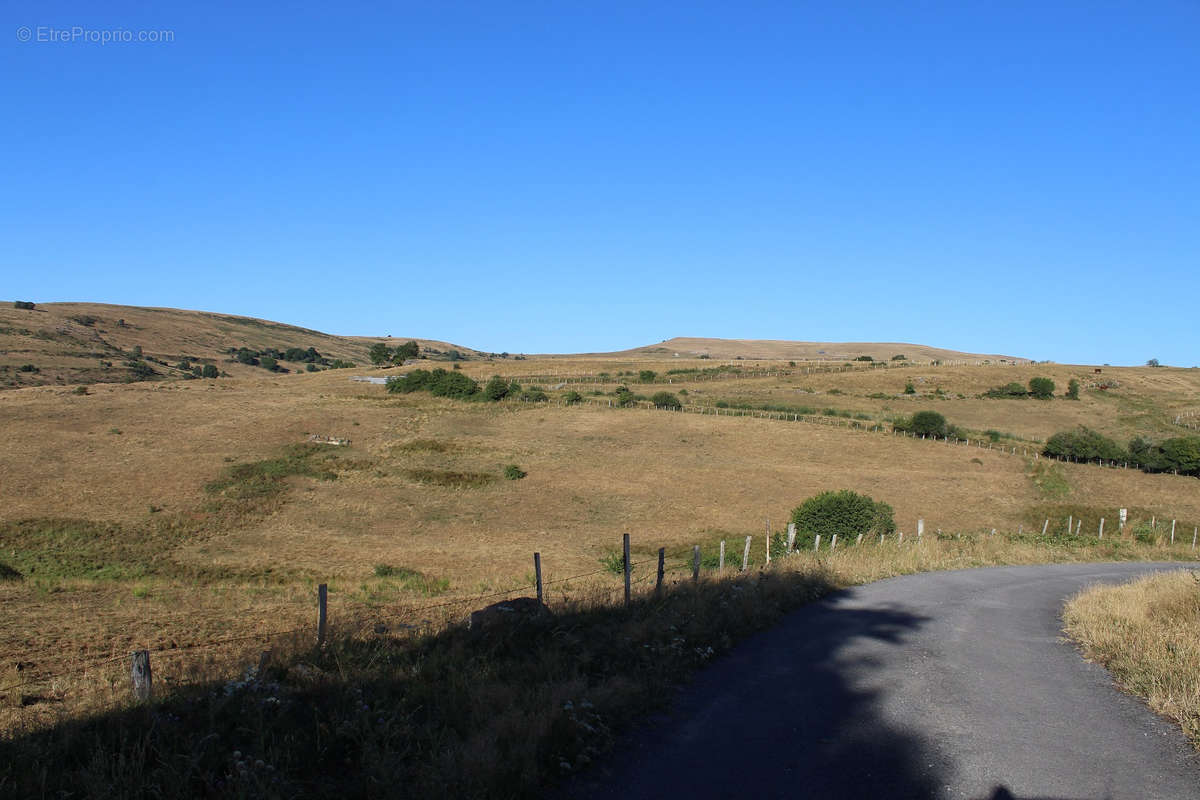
[1063,569,1200,748]
[1,313,1198,738]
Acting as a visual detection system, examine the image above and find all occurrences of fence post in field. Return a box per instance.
[1119,508,1127,532]
[1152,516,1156,529]
[1042,519,1049,535]
[623,534,631,606]
[1076,519,1082,536]
[656,548,665,593]
[1067,515,1072,535]
[1193,528,1197,550]
[742,536,752,571]
[917,518,924,538]
[991,529,996,537]
[898,532,904,545]
[534,553,543,602]
[879,533,884,545]
[856,533,863,547]
[317,584,328,646]
[1171,520,1176,545]
[831,534,838,551]
[1018,524,1022,536]
[719,540,725,574]
[130,650,152,702]
[1099,518,1104,538]
[813,534,821,553]
[786,523,796,554]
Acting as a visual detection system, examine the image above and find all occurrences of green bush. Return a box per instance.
[520,386,549,402]
[306,363,320,373]
[895,410,949,438]
[368,343,393,365]
[984,382,1028,398]
[503,464,526,480]
[393,340,420,362]
[17,364,38,373]
[563,390,582,404]
[855,355,873,362]
[904,382,915,394]
[891,354,907,361]
[614,386,637,407]
[1066,379,1080,400]
[201,364,219,379]
[638,370,657,383]
[387,369,478,400]
[650,391,681,409]
[13,301,35,310]
[790,490,895,550]
[1043,427,1126,462]
[259,355,279,372]
[483,375,510,401]
[1028,377,1055,399]
[327,360,356,369]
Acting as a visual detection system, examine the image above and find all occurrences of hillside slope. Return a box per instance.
[623,336,1028,363]
[0,302,480,389]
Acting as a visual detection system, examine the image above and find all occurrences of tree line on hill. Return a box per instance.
[1043,428,1200,476]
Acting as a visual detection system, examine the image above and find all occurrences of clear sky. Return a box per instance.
[4,2,1198,365]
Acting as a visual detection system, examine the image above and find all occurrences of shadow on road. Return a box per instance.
[565,590,947,799]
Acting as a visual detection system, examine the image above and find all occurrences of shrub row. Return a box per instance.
[1043,427,1200,476]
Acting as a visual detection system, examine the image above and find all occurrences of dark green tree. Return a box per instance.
[368,343,393,366]
[201,364,219,378]
[1028,377,1056,399]
[1065,379,1080,400]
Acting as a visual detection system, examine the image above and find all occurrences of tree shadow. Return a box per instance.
[564,587,947,799]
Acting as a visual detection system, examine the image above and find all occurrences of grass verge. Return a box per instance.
[1062,569,1200,749]
[2,535,1198,798]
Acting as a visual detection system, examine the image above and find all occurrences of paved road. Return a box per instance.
[568,562,1200,800]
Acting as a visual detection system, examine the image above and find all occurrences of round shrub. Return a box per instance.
[910,410,948,438]
[503,464,526,480]
[790,490,895,550]
[563,390,582,404]
[1028,377,1056,399]
[650,391,681,409]
[483,375,510,401]
[201,363,219,379]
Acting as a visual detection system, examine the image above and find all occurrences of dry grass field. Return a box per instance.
[1063,569,1200,749]
[1,305,1198,749]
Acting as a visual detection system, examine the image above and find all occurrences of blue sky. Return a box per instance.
[4,1,1198,365]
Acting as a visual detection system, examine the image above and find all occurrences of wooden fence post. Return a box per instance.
[917,518,924,538]
[656,548,665,593]
[623,534,631,606]
[131,650,152,702]
[1042,519,1049,535]
[1067,515,1073,535]
[692,546,700,582]
[1193,528,1197,550]
[856,533,863,547]
[719,540,725,574]
[898,532,904,545]
[742,536,752,571]
[813,534,821,552]
[786,523,796,554]
[317,583,328,646]
[1099,518,1104,538]
[1171,520,1176,545]
[534,552,543,602]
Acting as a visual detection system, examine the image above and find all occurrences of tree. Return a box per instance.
[1028,377,1056,399]
[790,490,895,550]
[13,301,35,310]
[638,370,657,383]
[1043,427,1125,461]
[910,410,948,438]
[259,356,278,371]
[650,391,681,409]
[368,343,393,366]
[903,382,916,394]
[393,340,420,362]
[483,375,511,401]
[1146,358,1161,368]
[201,364,219,379]
[1159,437,1200,475]
[1065,379,1080,400]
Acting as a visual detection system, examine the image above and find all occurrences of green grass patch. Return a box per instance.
[204,444,344,500]
[1029,461,1071,499]
[403,469,495,488]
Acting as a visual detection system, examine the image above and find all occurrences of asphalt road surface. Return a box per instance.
[567,562,1200,800]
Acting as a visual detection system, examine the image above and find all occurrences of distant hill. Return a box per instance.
[0,302,481,390]
[558,336,1029,364]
